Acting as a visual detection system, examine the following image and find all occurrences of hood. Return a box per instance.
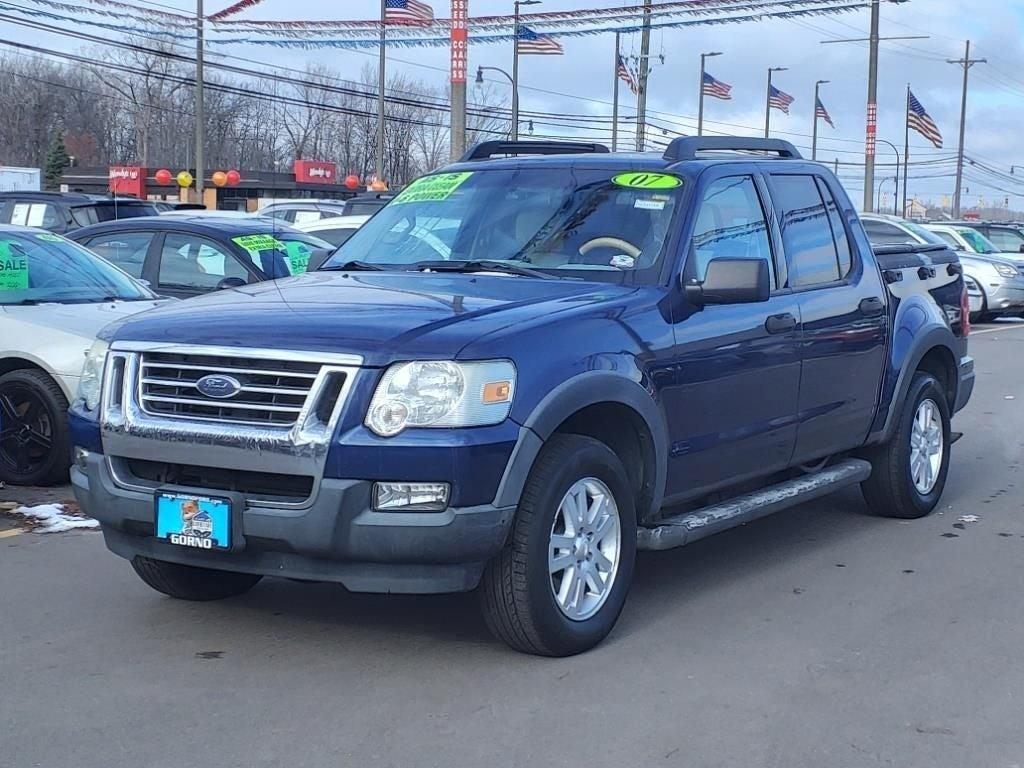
[107,271,638,366]
[3,299,168,342]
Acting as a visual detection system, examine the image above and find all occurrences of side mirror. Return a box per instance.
[684,257,771,306]
[216,276,247,291]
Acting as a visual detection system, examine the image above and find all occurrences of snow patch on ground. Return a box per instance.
[12,504,99,534]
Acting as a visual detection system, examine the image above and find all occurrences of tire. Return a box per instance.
[480,434,637,656]
[861,372,951,519]
[0,368,71,487]
[131,556,262,601]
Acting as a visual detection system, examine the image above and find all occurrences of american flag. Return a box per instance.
[617,55,638,95]
[702,71,732,101]
[516,25,564,55]
[769,84,795,114]
[815,98,835,129]
[384,0,434,25]
[908,90,943,149]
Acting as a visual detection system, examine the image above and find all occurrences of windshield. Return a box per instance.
[0,231,153,305]
[231,232,333,278]
[904,221,949,246]
[956,227,998,254]
[324,168,686,281]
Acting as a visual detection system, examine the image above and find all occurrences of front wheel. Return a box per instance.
[480,434,637,656]
[861,372,951,519]
[131,556,262,601]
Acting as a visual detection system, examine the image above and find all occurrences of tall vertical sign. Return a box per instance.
[450,0,469,161]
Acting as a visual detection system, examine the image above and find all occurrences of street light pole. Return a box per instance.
[765,67,787,138]
[811,79,829,161]
[877,176,892,214]
[476,65,514,138]
[698,51,722,137]
[195,0,204,202]
[877,138,901,216]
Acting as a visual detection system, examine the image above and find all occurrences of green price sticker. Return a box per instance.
[282,241,311,275]
[232,234,286,254]
[612,172,683,190]
[0,241,29,291]
[393,172,473,205]
[35,233,64,243]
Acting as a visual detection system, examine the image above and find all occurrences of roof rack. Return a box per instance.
[663,137,802,162]
[459,140,610,163]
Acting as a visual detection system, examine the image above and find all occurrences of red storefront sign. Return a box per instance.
[108,165,146,198]
[293,160,337,185]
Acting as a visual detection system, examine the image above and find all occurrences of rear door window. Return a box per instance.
[815,179,853,277]
[80,231,154,278]
[10,202,63,231]
[689,175,775,285]
[158,233,249,291]
[772,174,844,288]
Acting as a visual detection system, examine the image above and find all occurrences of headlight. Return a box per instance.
[366,360,516,437]
[995,264,1019,278]
[76,339,110,412]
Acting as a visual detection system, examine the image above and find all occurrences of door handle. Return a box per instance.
[765,312,797,334]
[859,296,885,317]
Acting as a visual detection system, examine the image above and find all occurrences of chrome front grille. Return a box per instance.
[137,350,346,428]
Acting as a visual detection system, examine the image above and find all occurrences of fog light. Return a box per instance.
[373,482,450,512]
[73,446,91,471]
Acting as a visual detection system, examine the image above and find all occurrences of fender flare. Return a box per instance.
[877,326,959,442]
[493,372,669,519]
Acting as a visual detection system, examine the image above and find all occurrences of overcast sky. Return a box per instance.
[5,0,1024,209]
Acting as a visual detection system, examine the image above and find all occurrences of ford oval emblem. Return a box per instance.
[195,374,242,399]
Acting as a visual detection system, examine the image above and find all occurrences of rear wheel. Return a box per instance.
[480,434,637,656]
[861,372,951,519]
[131,556,262,601]
[0,369,71,487]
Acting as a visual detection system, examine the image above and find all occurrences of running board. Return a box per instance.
[637,458,872,551]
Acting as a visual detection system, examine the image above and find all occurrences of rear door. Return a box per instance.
[766,171,887,464]
[153,232,255,298]
[662,167,802,499]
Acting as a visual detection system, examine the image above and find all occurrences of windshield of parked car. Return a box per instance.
[0,231,153,305]
[956,227,999,254]
[324,168,686,281]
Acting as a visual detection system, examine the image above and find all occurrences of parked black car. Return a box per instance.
[0,192,160,234]
[70,215,333,299]
[343,192,394,216]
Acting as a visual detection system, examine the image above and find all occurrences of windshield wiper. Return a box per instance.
[319,260,387,272]
[414,260,554,280]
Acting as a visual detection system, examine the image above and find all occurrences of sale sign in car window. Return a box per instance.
[393,172,473,205]
[0,240,30,290]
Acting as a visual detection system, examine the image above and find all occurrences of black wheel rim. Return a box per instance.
[0,383,55,479]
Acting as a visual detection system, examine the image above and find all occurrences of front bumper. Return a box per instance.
[987,282,1024,312]
[72,452,515,594]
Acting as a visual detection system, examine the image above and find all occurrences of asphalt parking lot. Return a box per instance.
[2,322,1022,768]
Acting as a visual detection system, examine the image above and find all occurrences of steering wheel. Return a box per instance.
[578,237,642,259]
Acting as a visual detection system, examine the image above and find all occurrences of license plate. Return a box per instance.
[155,492,232,551]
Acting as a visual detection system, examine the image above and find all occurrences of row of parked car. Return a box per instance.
[0,191,392,486]
[860,214,1024,321]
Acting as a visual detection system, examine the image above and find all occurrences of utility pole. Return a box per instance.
[820,2,927,212]
[698,51,723,137]
[376,0,386,184]
[612,32,620,152]
[635,0,652,151]
[449,0,468,161]
[949,40,985,219]
[195,0,204,201]
[811,79,829,160]
[765,67,786,138]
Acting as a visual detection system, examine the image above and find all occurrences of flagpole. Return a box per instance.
[812,79,828,161]
[765,68,772,139]
[376,0,386,184]
[902,84,910,218]
[698,53,706,137]
[612,32,620,152]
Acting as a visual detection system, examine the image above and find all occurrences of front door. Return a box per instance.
[661,170,802,502]
[766,172,887,464]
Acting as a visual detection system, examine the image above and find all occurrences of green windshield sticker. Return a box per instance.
[232,234,286,254]
[282,241,311,275]
[35,233,64,243]
[612,172,683,190]
[0,241,29,290]
[393,172,473,204]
